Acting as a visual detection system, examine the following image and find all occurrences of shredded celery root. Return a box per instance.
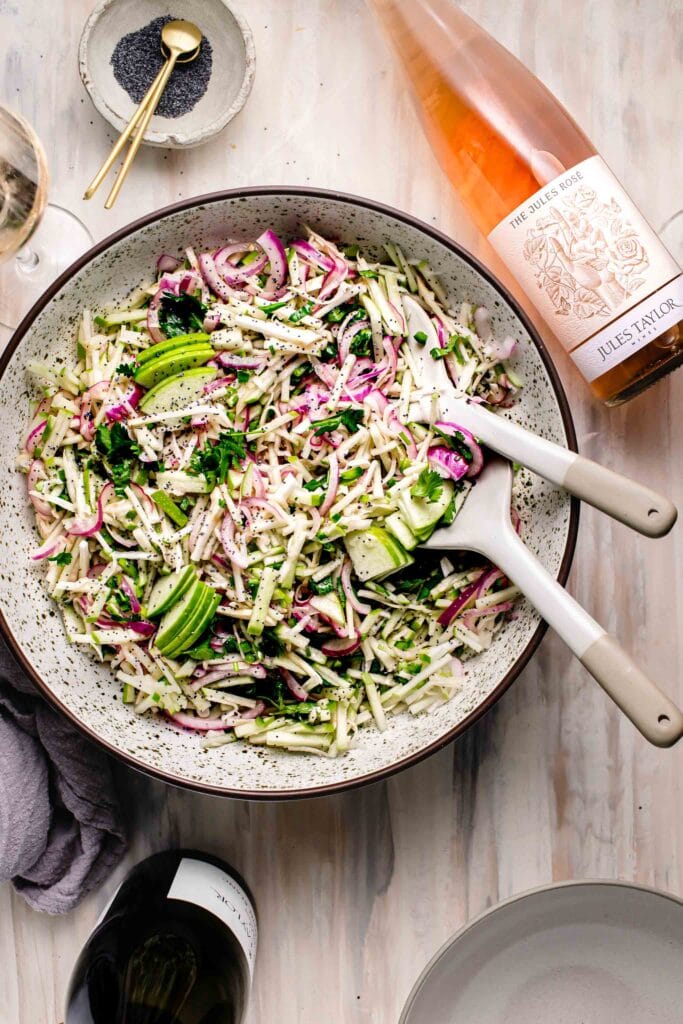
[20,230,522,757]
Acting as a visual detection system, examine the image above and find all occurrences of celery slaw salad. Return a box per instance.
[20,229,523,757]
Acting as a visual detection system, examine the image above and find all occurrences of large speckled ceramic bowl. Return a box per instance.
[0,188,578,798]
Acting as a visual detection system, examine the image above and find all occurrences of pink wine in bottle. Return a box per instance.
[369,0,683,405]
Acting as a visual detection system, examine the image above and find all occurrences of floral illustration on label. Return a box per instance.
[521,186,650,322]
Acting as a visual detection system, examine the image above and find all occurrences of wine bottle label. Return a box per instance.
[488,155,682,382]
[168,858,258,977]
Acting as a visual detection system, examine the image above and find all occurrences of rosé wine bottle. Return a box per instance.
[369,0,683,405]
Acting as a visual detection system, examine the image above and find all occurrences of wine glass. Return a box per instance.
[0,106,93,329]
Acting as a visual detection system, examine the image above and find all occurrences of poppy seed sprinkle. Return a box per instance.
[111,15,213,119]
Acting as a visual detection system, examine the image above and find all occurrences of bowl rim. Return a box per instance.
[77,0,257,148]
[398,879,683,1023]
[0,185,579,799]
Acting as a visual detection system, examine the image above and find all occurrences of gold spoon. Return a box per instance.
[84,20,202,208]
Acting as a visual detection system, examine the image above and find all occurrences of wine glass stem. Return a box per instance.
[16,243,39,273]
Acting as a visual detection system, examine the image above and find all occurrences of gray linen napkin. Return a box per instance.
[0,638,126,913]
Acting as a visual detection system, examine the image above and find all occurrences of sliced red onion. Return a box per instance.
[157,253,181,273]
[105,383,144,422]
[473,306,492,343]
[388,412,417,458]
[280,668,308,702]
[25,419,47,456]
[256,229,287,296]
[487,335,517,361]
[226,701,266,722]
[240,496,287,523]
[312,361,338,390]
[215,244,267,285]
[291,240,335,272]
[27,460,52,517]
[203,309,222,333]
[316,257,348,304]
[168,712,233,732]
[199,253,243,302]
[363,389,388,415]
[215,353,265,371]
[147,273,182,342]
[30,532,65,561]
[194,664,267,687]
[434,421,484,478]
[129,482,154,513]
[341,558,371,614]
[428,445,469,482]
[376,336,398,390]
[203,376,234,395]
[321,634,361,657]
[127,619,156,636]
[69,482,114,538]
[220,514,249,569]
[120,576,141,614]
[337,315,370,363]
[79,381,111,441]
[476,567,505,598]
[106,526,138,548]
[248,461,266,499]
[437,579,479,628]
[462,601,513,629]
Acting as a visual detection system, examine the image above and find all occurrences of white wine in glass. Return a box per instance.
[0,106,92,328]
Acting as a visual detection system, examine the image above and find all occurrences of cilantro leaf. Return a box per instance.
[349,328,372,357]
[318,340,339,363]
[95,422,141,497]
[116,362,137,377]
[48,551,72,566]
[309,574,336,596]
[190,430,247,487]
[312,408,364,437]
[158,291,207,338]
[411,468,444,503]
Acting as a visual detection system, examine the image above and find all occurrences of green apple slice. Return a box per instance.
[139,367,218,415]
[155,579,204,652]
[385,512,419,550]
[398,480,454,541]
[134,344,214,388]
[344,526,414,582]
[137,333,211,365]
[160,583,220,659]
[169,590,221,658]
[145,565,197,618]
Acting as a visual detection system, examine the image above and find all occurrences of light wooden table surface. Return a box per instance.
[1,1,682,1021]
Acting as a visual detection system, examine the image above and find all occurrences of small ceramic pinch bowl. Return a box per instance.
[79,0,255,148]
[0,187,577,799]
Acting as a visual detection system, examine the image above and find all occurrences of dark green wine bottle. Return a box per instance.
[65,850,257,1024]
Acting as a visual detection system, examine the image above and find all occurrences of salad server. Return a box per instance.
[423,452,683,746]
[404,296,677,538]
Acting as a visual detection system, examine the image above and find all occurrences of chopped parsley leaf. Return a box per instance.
[158,291,206,338]
[411,468,444,503]
[190,430,247,487]
[312,408,364,436]
[48,551,72,566]
[95,422,141,497]
[116,362,137,377]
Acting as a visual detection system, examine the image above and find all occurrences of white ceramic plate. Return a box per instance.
[401,881,683,1024]
[0,188,577,797]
